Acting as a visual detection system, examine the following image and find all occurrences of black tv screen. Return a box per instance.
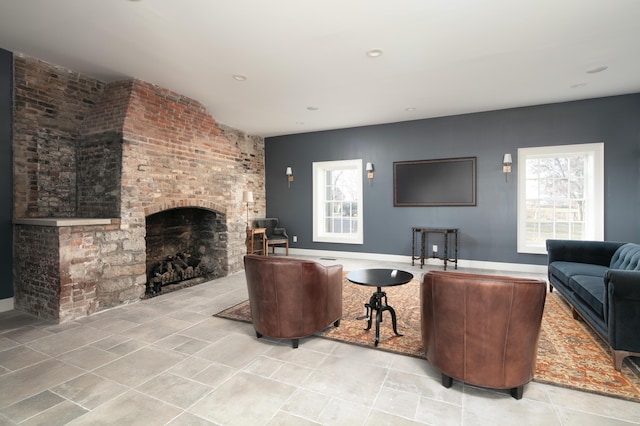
[394,157,477,206]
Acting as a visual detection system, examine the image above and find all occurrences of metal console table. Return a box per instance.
[411,227,459,270]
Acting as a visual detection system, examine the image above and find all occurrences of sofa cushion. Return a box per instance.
[568,275,605,317]
[549,261,608,287]
[610,243,640,271]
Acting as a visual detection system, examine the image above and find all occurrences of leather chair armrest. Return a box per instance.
[321,263,343,322]
[324,264,343,286]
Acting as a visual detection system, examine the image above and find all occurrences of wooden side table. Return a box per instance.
[246,228,267,255]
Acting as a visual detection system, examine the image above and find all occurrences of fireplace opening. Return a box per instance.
[145,207,226,297]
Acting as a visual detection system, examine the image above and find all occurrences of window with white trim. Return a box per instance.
[517,143,604,254]
[312,159,363,244]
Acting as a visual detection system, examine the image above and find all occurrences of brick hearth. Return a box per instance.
[12,54,264,322]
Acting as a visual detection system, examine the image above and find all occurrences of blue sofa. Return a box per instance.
[546,239,640,370]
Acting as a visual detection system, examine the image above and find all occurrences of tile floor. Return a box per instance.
[1,255,640,425]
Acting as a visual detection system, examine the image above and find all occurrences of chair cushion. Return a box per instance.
[567,275,605,317]
[266,237,287,243]
[549,261,608,286]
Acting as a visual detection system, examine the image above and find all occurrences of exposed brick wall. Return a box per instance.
[80,79,130,135]
[13,225,61,320]
[121,80,243,223]
[13,55,265,322]
[221,123,266,219]
[14,220,128,321]
[76,131,122,218]
[13,54,105,217]
[88,222,147,311]
[58,220,131,319]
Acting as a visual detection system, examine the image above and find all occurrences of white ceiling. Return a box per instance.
[1,0,639,137]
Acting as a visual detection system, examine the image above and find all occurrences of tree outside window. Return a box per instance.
[517,143,604,254]
[313,159,363,244]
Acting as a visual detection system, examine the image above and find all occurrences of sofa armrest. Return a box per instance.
[605,269,640,299]
[546,239,624,266]
[604,269,640,351]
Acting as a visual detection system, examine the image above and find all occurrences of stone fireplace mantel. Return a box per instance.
[14,218,114,227]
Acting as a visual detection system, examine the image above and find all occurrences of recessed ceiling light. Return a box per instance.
[306,106,319,111]
[571,83,587,89]
[296,121,305,125]
[232,74,247,81]
[586,66,608,74]
[405,107,416,112]
[366,49,383,58]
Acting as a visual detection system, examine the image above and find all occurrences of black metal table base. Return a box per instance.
[357,286,402,346]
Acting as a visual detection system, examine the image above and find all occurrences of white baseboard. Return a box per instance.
[277,248,547,275]
[0,297,14,313]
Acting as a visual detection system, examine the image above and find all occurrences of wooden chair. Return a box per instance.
[252,218,289,255]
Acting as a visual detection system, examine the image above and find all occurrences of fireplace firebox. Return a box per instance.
[145,208,226,296]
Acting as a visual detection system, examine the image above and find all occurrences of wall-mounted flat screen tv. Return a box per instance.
[394,157,477,206]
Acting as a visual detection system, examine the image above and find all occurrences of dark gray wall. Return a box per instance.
[0,49,12,298]
[265,94,640,266]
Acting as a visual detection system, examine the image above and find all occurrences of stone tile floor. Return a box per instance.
[1,255,640,425]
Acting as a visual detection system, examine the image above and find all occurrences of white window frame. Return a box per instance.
[517,142,604,254]
[312,159,364,244]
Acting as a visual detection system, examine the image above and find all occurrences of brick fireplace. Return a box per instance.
[145,207,226,296]
[12,54,265,322]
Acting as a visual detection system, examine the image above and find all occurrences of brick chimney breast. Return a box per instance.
[13,55,264,322]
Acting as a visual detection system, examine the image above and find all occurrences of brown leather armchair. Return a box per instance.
[420,271,546,399]
[243,254,343,348]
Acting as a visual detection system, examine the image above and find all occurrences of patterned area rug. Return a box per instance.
[215,276,640,402]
